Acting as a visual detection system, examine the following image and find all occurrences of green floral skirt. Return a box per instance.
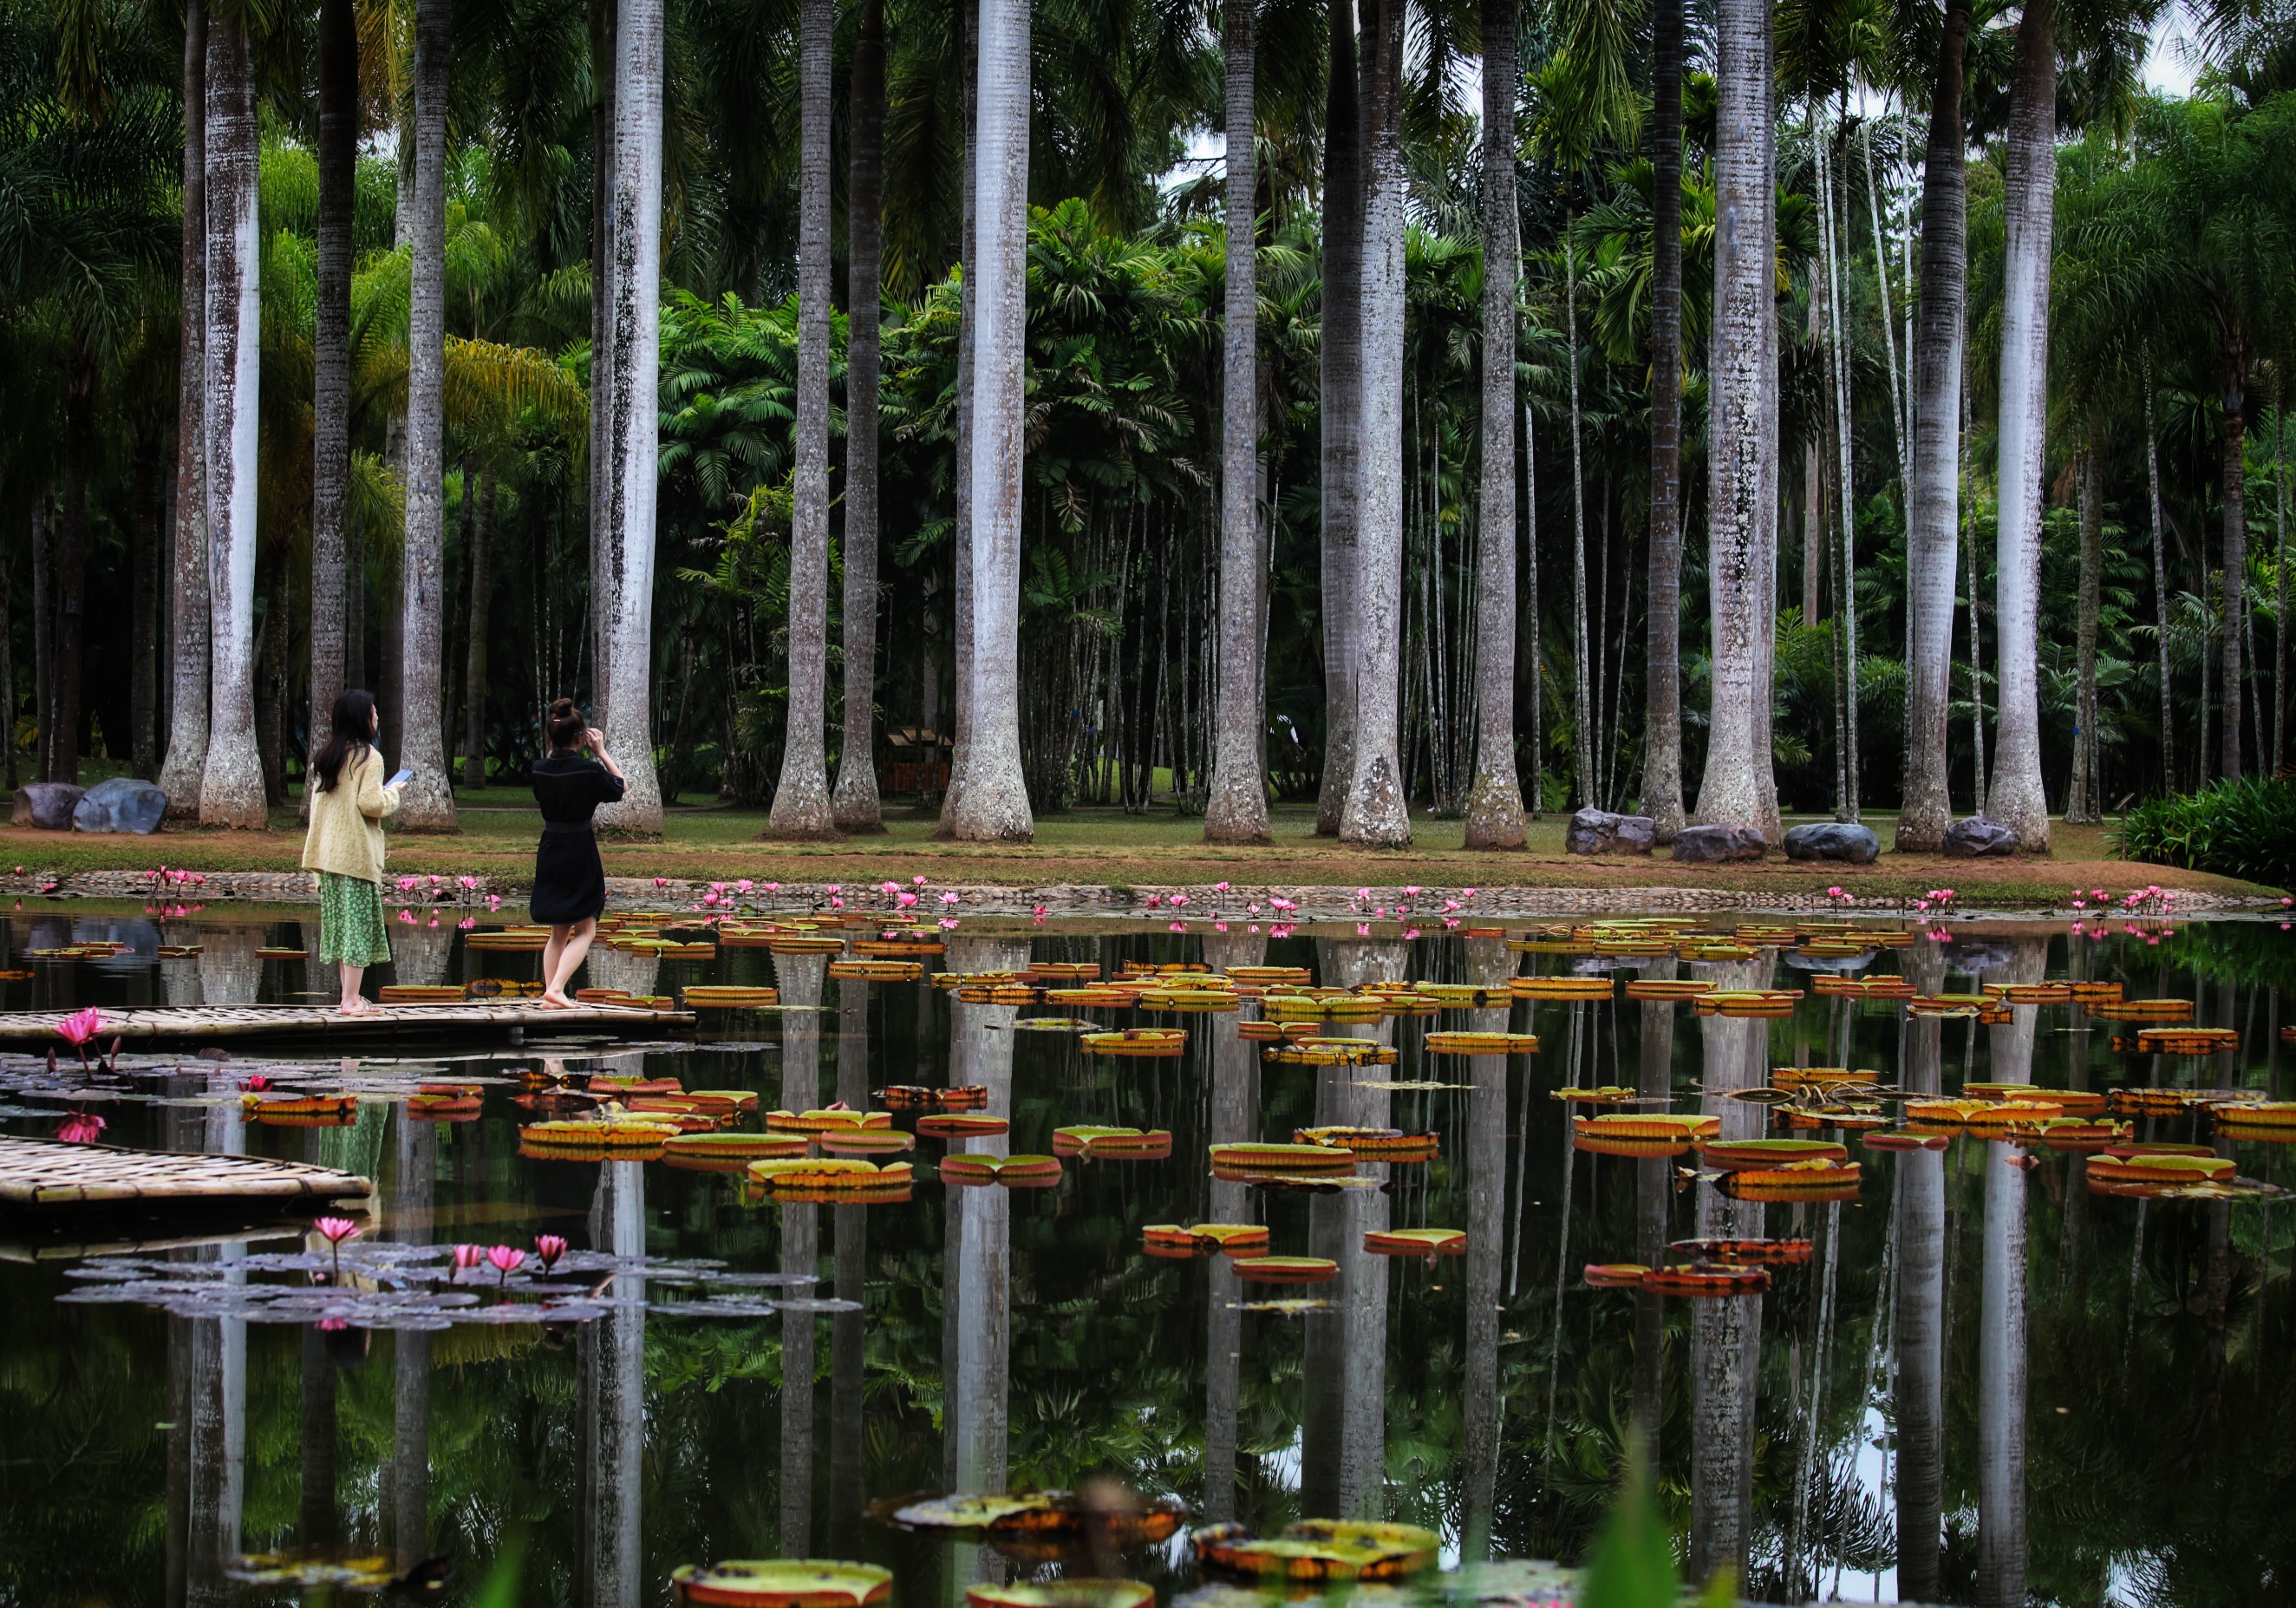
[318,873,393,966]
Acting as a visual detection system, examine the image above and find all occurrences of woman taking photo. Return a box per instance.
[532,698,627,1007]
[301,690,405,1014]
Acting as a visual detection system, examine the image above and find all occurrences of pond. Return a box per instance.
[1,907,2290,1607]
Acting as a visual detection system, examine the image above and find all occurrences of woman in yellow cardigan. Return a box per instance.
[301,690,406,1014]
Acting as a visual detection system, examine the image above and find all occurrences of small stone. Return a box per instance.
[1564,807,1657,856]
[73,776,169,834]
[1670,824,1768,864]
[1783,821,1881,864]
[13,782,87,831]
[1941,816,2018,858]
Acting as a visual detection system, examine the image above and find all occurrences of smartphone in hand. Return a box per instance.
[387,768,414,789]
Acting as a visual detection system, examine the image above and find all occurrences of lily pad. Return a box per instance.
[1192,1520,1441,1581]
[671,1560,893,1608]
[967,1585,1154,1608]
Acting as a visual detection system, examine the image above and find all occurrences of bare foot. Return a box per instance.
[538,991,574,1010]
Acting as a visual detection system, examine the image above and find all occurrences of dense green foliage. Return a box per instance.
[2113,775,2296,890]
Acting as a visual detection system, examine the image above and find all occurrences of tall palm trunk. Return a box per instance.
[2143,359,2175,788]
[310,0,355,784]
[1462,0,1523,849]
[589,0,616,714]
[2217,345,2248,779]
[1985,0,2055,848]
[461,470,492,786]
[950,0,1034,840]
[132,439,161,777]
[832,0,889,833]
[1313,0,1361,836]
[55,346,91,783]
[2273,402,2286,774]
[1689,0,1777,834]
[159,0,209,815]
[2066,431,2103,820]
[1566,239,1593,809]
[1640,0,1686,840]
[198,9,266,827]
[1337,0,1409,846]
[770,0,838,837]
[1819,112,1859,820]
[1896,0,1969,849]
[1205,0,1270,842]
[594,0,668,833]
[396,0,455,828]
[937,0,978,833]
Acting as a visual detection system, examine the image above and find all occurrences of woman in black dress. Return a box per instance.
[532,698,628,1007]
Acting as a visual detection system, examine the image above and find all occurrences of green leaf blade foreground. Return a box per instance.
[1580,1466,1699,1608]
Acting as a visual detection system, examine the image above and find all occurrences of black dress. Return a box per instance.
[530,752,628,924]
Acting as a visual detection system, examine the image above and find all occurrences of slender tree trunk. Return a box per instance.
[198,8,267,827]
[1896,0,1969,848]
[160,0,210,814]
[594,0,668,833]
[1566,239,1594,810]
[1338,0,1409,846]
[2142,359,2175,791]
[2273,400,2286,775]
[1206,0,1270,842]
[1820,112,1859,820]
[377,534,402,771]
[462,470,492,787]
[1314,0,1361,836]
[258,572,287,803]
[55,349,90,785]
[2064,432,2104,820]
[1964,333,1986,806]
[589,0,616,716]
[832,0,888,832]
[1985,0,2055,847]
[29,500,50,782]
[2219,344,2248,781]
[133,435,162,778]
[310,0,355,801]
[1690,0,1777,834]
[1523,396,1542,813]
[938,0,978,833]
[950,0,1034,840]
[770,0,838,837]
[1640,0,1685,840]
[1464,0,1523,848]
[1,526,16,789]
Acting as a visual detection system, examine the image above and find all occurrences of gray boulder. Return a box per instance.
[74,776,169,834]
[1942,816,2018,858]
[12,782,85,831]
[1784,820,1881,864]
[1671,824,1768,864]
[1564,807,1657,855]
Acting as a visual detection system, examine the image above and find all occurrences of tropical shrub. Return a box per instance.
[2113,777,2296,891]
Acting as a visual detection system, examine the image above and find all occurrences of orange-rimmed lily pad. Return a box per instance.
[1582,1263,1650,1288]
[1144,1223,1269,1258]
[1644,1262,1771,1296]
[1190,1520,1440,1581]
[915,1113,1010,1138]
[766,1108,894,1134]
[876,1490,1186,1545]
[747,1156,915,1192]
[939,1154,1063,1187]
[671,1561,892,1608]
[1053,1126,1173,1158]
[1696,1136,1847,1169]
[965,1582,1154,1608]
[1230,1256,1339,1284]
[1293,1127,1438,1158]
[1210,1143,1355,1177]
[1365,1228,1464,1257]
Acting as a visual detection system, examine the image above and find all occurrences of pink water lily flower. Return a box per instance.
[453,1244,486,1271]
[1214,881,1231,893]
[316,1216,360,1276]
[940,892,959,905]
[1169,894,1188,907]
[487,1245,525,1285]
[654,877,669,888]
[55,1005,104,1049]
[881,880,900,895]
[534,1234,569,1271]
[897,891,918,909]
[912,875,928,886]
[740,879,756,893]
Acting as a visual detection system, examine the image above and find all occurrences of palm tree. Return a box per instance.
[1689,0,1777,837]
[596,0,669,834]
[1338,0,1410,846]
[198,5,265,827]
[950,0,1034,841]
[939,0,978,835]
[310,0,357,791]
[461,468,494,787]
[1638,0,1686,841]
[159,0,208,816]
[770,0,839,838]
[1204,0,1270,844]
[2066,426,2103,820]
[1896,0,1971,850]
[1986,0,2057,850]
[1462,0,1523,850]
[832,0,890,833]
[1314,0,1360,838]
[396,0,457,830]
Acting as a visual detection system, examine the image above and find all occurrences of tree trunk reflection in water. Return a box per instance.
[1974,939,2042,1608]
[183,1098,246,1608]
[1460,937,1512,1556]
[1895,936,1947,1600]
[946,937,1022,1568]
[1634,958,1679,1461]
[581,1160,646,1608]
[1200,934,1265,1523]
[300,1132,341,1549]
[1687,959,1765,1585]
[829,977,870,1553]
[388,1108,435,1557]
[776,951,829,1551]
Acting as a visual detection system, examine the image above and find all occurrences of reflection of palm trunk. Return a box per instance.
[828,975,869,1552]
[389,1111,436,1555]
[782,1200,818,1552]
[583,1160,646,1608]
[946,937,1023,1509]
[1634,958,1678,1461]
[184,1104,247,1608]
[1895,1142,1944,1599]
[1975,1141,2026,1608]
[1460,937,1511,1555]
[1687,958,1764,1583]
[776,952,829,1109]
[299,1325,338,1546]
[1200,934,1264,1523]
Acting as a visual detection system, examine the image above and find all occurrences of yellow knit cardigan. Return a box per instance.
[300,746,400,883]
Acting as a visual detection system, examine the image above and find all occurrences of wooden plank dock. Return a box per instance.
[0,1001,695,1049]
[0,1135,371,1210]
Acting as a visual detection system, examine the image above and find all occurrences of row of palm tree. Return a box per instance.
[1,0,2291,842]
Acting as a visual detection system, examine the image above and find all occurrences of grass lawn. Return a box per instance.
[0,793,2279,905]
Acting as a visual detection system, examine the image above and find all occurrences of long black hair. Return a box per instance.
[313,690,378,793]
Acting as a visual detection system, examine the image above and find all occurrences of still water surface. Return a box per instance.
[1,911,2291,1607]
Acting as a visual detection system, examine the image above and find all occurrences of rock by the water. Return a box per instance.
[74,776,169,834]
[1670,824,1768,864]
[1941,816,2017,858]
[13,783,86,831]
[1783,821,1881,864]
[1564,807,1657,856]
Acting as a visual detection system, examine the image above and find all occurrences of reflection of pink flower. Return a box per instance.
[1357,924,1372,937]
[1031,905,1047,923]
[1215,921,1230,933]
[55,1006,104,1049]
[57,1113,105,1144]
[1169,921,1186,932]
[1403,928,1421,940]
[534,1234,568,1271]
[939,918,958,930]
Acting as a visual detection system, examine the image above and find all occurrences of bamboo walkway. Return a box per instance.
[0,1002,695,1049]
[0,1135,371,1210]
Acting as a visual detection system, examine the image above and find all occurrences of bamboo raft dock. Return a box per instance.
[0,1002,695,1050]
[0,1135,371,1212]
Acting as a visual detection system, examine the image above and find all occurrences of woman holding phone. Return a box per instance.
[532,698,627,1007]
[301,690,406,1014]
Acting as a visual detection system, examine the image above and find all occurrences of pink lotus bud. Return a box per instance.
[534,1234,569,1271]
[453,1244,486,1270]
[486,1245,525,1275]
